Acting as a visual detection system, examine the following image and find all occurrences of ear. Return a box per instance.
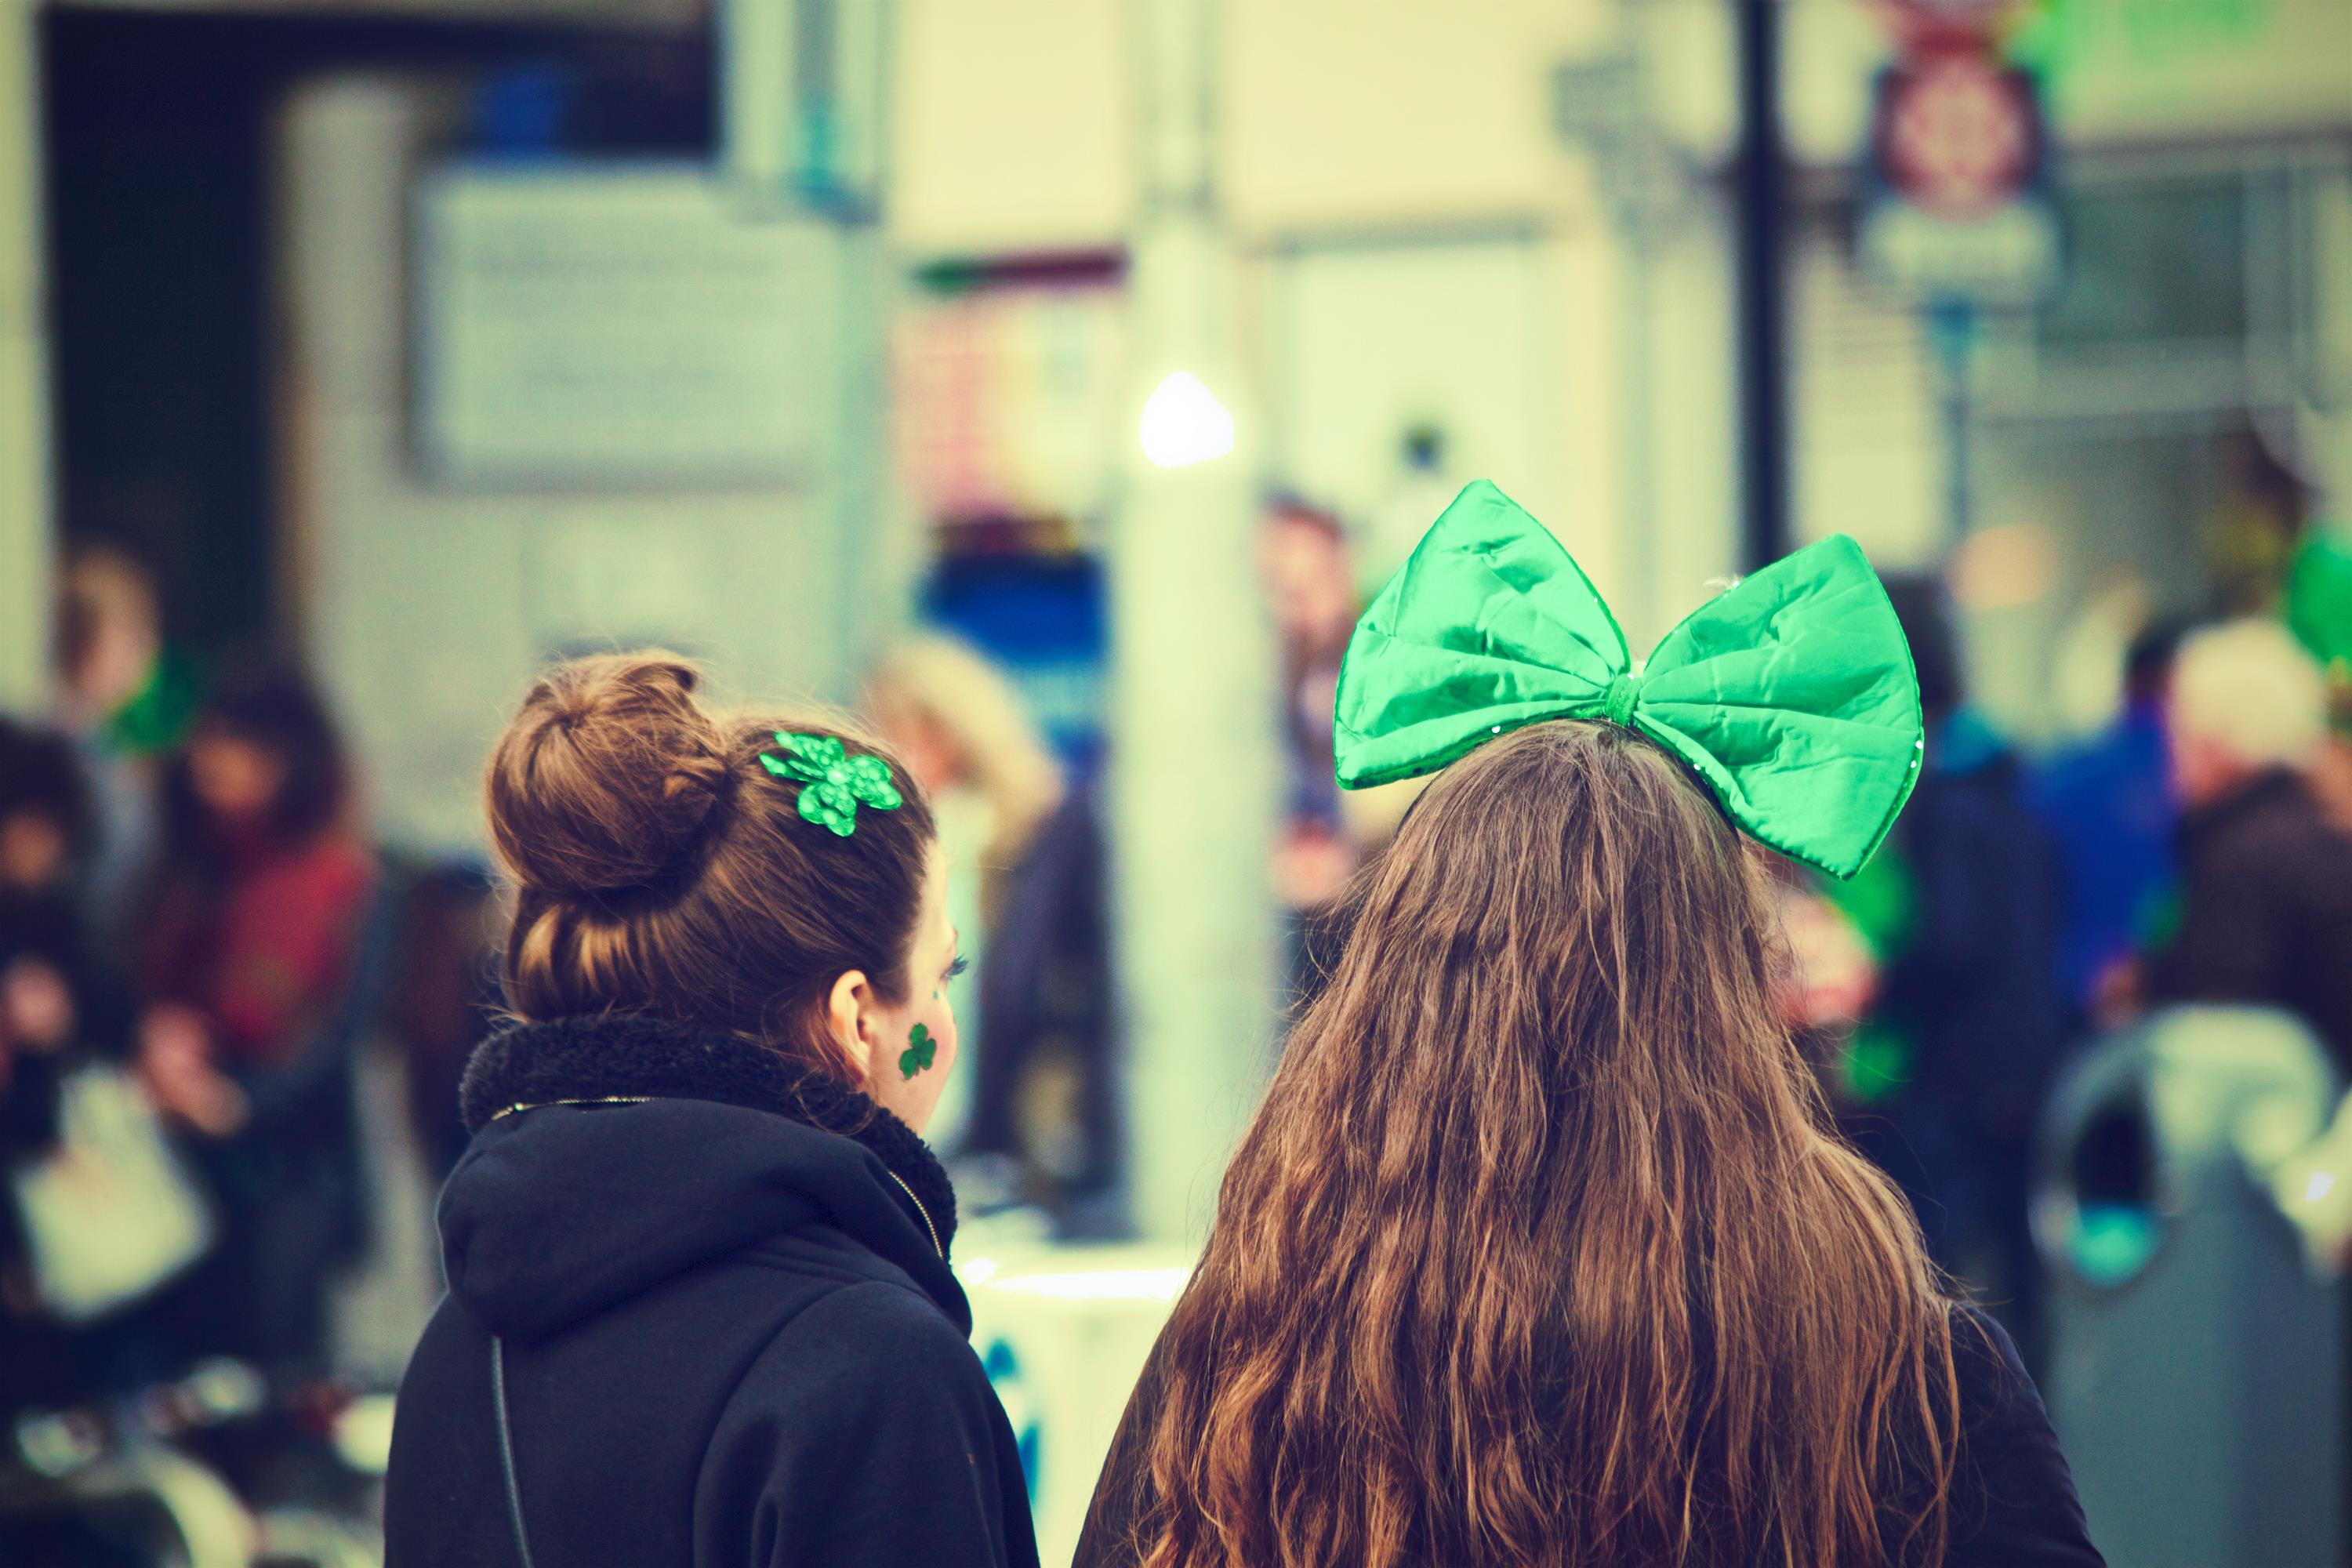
[823,968,877,1080]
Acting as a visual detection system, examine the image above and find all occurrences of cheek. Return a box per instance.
[924,990,961,1070]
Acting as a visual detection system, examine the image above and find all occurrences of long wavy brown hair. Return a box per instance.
[1117,720,1961,1568]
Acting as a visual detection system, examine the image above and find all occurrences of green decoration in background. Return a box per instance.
[1824,841,1922,1108]
[105,649,205,760]
[898,1023,937,1080]
[2135,883,2185,955]
[1824,838,1920,964]
[760,732,903,837]
[2287,531,2352,721]
[1334,481,1925,880]
[1840,1023,1914,1106]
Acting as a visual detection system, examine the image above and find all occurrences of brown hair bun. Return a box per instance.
[486,653,732,895]
[482,652,938,1062]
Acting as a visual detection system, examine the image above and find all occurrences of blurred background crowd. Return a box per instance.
[0,0,2347,1564]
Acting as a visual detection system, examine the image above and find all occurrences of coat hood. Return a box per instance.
[438,1014,965,1341]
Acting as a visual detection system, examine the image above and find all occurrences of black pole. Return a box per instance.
[1733,0,1789,570]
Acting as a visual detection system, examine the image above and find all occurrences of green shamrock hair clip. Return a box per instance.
[759,732,903,837]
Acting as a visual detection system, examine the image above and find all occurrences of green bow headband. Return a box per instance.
[760,732,902,837]
[1334,481,1923,880]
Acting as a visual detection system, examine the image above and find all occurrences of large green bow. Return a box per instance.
[1334,481,1923,880]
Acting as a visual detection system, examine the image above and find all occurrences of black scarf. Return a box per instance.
[457,1012,958,1253]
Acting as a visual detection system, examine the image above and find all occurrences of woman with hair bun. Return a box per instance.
[385,654,1038,1568]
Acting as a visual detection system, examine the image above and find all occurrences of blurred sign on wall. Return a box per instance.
[415,165,833,485]
[1860,58,2057,301]
[289,84,873,855]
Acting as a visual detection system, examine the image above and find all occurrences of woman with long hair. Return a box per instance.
[386,653,1037,1568]
[1079,484,2100,1568]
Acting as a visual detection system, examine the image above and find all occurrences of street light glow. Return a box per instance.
[1138,370,1235,469]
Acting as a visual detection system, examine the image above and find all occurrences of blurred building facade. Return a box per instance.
[6,0,2347,732]
[0,0,2347,1228]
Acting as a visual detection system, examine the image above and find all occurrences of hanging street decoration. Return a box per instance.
[1859,0,2062,304]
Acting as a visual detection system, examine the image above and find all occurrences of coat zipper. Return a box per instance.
[886,1169,944,1258]
[488,1094,651,1123]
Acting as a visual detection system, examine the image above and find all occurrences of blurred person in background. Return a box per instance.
[2142,619,2352,1073]
[2204,426,2317,619]
[0,732,142,1568]
[0,717,217,1566]
[0,721,115,1116]
[1259,496,1414,1003]
[1828,577,2071,1365]
[2030,620,2186,1020]
[0,719,131,1414]
[384,861,502,1182]
[869,635,1118,1229]
[869,636,1066,923]
[386,654,1037,1568]
[49,543,202,940]
[136,659,379,1377]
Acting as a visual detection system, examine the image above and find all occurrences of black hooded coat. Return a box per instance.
[383,1015,1040,1568]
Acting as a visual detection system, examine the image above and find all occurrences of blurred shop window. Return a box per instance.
[2034,176,2249,349]
[1981,157,2346,412]
[1962,156,2349,742]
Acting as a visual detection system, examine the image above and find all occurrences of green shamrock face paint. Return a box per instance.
[899,1022,937,1080]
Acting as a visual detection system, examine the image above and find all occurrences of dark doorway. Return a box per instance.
[41,5,716,658]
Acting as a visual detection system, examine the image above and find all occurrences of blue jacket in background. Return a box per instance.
[2028,702,2176,1012]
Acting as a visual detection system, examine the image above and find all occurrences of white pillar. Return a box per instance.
[0,1,51,711]
[1109,0,1279,1246]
